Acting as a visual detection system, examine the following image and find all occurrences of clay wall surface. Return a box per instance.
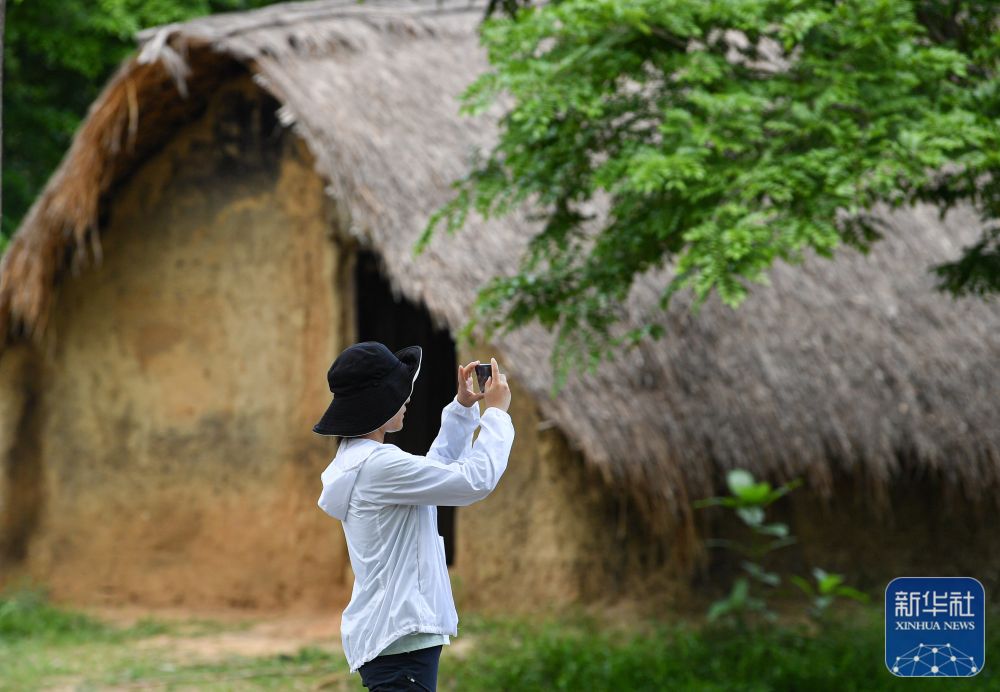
[1,74,354,612]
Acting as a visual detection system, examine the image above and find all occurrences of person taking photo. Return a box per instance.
[314,341,515,690]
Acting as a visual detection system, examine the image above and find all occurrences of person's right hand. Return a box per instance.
[482,357,512,413]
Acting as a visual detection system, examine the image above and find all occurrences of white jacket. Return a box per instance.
[317,395,515,673]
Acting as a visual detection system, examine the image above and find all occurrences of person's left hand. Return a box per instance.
[456,360,486,407]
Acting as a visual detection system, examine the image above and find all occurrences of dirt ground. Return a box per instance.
[39,606,369,690]
[85,605,341,661]
[79,604,477,665]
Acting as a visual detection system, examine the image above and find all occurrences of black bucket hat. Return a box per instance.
[312,341,422,437]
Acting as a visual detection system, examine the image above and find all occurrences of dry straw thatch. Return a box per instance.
[1,0,998,540]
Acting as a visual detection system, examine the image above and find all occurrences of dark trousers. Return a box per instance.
[359,644,442,691]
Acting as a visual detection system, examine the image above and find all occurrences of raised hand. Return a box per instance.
[456,359,486,407]
[482,357,512,413]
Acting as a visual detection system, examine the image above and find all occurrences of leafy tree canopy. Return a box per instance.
[419,0,1000,393]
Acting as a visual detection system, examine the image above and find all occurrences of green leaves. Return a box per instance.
[694,468,803,512]
[778,8,831,47]
[695,468,866,629]
[420,0,1000,392]
[933,226,1000,298]
[706,577,773,624]
[792,567,871,621]
[742,560,781,587]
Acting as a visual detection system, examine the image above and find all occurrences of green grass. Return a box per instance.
[81,647,348,691]
[0,585,344,690]
[443,607,1000,691]
[0,585,170,643]
[2,586,1000,691]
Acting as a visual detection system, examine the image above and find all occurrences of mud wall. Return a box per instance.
[3,73,357,611]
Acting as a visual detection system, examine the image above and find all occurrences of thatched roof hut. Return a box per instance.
[1,0,999,611]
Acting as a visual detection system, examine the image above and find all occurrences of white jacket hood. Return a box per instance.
[318,438,380,521]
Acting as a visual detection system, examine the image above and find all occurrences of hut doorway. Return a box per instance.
[355,249,458,566]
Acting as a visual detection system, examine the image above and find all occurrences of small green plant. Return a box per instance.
[791,567,870,623]
[694,469,866,629]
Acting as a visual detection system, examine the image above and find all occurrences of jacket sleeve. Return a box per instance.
[426,395,481,464]
[359,407,515,506]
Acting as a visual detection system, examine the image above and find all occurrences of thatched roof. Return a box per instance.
[2,0,999,549]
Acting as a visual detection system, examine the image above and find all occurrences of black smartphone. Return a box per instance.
[475,363,492,392]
